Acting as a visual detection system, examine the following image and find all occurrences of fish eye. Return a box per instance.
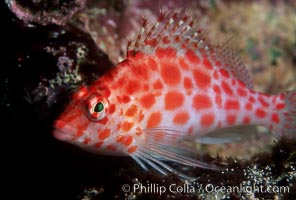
[94,102,104,113]
[86,93,108,121]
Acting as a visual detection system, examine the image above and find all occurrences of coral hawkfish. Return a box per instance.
[53,10,296,177]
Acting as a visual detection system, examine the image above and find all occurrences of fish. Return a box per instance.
[53,9,296,177]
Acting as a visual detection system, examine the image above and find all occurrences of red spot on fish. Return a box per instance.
[249,96,256,103]
[76,129,84,138]
[237,80,245,88]
[138,111,144,122]
[135,127,142,136]
[125,105,138,117]
[193,94,212,110]
[94,141,103,148]
[147,112,162,128]
[219,69,230,78]
[83,137,91,145]
[179,57,190,70]
[140,94,155,109]
[173,112,189,125]
[193,69,211,89]
[203,59,213,70]
[245,103,253,111]
[276,103,285,110]
[145,38,157,47]
[231,79,236,85]
[98,129,110,140]
[148,57,158,71]
[162,35,170,44]
[160,62,181,85]
[76,121,89,137]
[215,61,221,66]
[272,113,280,123]
[127,145,138,154]
[174,35,181,43]
[121,121,134,132]
[258,96,269,107]
[200,113,215,127]
[165,91,184,110]
[243,116,251,124]
[215,95,222,108]
[237,88,247,97]
[102,87,111,98]
[226,114,237,125]
[55,120,67,129]
[224,100,240,110]
[213,70,219,80]
[106,144,117,151]
[118,95,131,103]
[123,135,133,147]
[255,108,267,118]
[183,77,193,90]
[126,80,141,94]
[153,79,163,89]
[156,47,177,58]
[221,81,233,95]
[109,104,116,114]
[213,85,221,94]
[185,49,200,64]
[132,65,149,79]
[272,96,277,103]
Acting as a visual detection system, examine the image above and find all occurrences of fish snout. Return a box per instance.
[53,120,77,141]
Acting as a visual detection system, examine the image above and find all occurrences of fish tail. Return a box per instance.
[271,90,296,136]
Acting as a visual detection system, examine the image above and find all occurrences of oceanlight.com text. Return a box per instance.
[122,182,289,196]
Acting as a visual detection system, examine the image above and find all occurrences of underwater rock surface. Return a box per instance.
[2,0,296,200]
[6,0,86,26]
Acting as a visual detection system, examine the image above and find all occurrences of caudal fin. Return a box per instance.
[272,90,296,136]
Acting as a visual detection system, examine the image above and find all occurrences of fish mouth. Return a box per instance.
[53,129,73,141]
[53,120,76,141]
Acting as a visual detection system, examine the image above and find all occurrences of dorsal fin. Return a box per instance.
[127,9,213,57]
[127,9,253,89]
[215,37,254,89]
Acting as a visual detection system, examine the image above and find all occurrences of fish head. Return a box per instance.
[53,84,133,155]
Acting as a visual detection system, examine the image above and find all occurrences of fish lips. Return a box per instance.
[53,120,77,141]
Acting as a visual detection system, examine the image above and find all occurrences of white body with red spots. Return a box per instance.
[53,10,296,177]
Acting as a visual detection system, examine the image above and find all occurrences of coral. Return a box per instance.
[6,0,86,26]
